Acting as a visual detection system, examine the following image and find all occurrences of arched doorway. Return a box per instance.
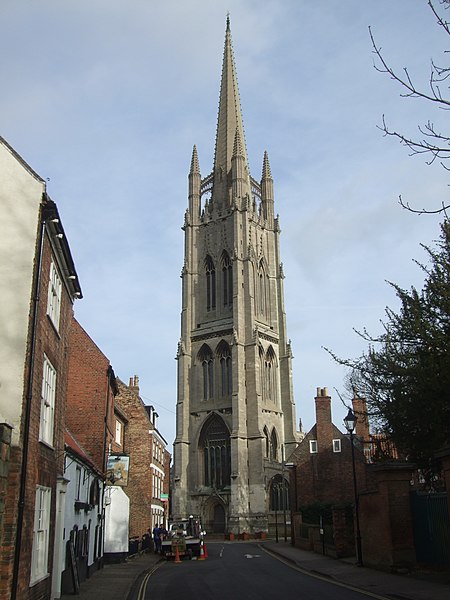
[213,503,225,533]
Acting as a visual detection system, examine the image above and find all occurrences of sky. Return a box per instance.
[1,0,448,448]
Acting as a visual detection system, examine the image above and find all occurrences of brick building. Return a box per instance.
[287,388,368,557]
[0,137,82,599]
[114,377,170,541]
[66,317,118,473]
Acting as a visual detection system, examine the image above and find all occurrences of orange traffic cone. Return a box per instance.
[174,544,182,564]
[198,540,205,561]
[203,541,208,559]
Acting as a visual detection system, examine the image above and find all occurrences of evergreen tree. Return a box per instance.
[328,222,450,477]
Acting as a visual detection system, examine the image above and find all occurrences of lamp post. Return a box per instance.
[344,408,363,567]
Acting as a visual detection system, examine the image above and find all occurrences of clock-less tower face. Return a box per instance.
[172,17,300,536]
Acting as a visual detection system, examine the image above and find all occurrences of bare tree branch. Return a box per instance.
[369,1,450,215]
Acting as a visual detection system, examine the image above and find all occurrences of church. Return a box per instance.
[173,17,302,535]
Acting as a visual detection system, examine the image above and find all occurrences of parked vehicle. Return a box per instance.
[161,516,205,560]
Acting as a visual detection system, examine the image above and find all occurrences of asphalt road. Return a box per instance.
[136,542,388,600]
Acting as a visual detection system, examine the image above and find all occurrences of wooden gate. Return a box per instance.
[410,491,450,565]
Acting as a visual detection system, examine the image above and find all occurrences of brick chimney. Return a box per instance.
[315,387,333,450]
[352,395,369,440]
[129,374,140,395]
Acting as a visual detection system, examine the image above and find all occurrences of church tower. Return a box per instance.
[173,17,300,535]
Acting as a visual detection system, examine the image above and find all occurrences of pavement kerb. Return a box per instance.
[259,541,450,600]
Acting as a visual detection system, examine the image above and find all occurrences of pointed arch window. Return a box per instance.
[261,346,278,404]
[270,428,278,461]
[257,260,268,316]
[221,251,233,307]
[216,340,232,397]
[269,474,289,511]
[205,255,216,311]
[263,426,270,458]
[199,415,231,488]
[198,344,214,400]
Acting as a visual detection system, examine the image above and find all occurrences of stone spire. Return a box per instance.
[189,145,201,221]
[261,150,274,224]
[213,16,249,190]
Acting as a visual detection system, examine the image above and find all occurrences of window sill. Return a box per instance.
[30,572,50,587]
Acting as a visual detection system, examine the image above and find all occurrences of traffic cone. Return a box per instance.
[198,540,205,561]
[174,544,182,564]
[203,541,208,559]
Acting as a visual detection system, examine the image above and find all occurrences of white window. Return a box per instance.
[309,440,318,454]
[333,439,342,453]
[47,261,62,329]
[115,419,123,445]
[40,355,56,445]
[30,486,51,584]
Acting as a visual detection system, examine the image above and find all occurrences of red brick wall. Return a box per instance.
[66,318,114,473]
[315,388,333,451]
[359,463,416,570]
[292,432,366,508]
[2,226,75,599]
[114,380,155,539]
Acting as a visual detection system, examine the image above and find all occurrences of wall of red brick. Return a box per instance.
[66,317,114,473]
[359,463,416,570]
[114,380,155,539]
[292,434,366,508]
[2,227,75,599]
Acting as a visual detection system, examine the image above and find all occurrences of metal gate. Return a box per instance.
[410,491,450,565]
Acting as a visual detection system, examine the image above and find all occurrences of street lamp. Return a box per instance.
[344,408,363,567]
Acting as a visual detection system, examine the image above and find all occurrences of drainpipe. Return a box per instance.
[11,201,47,600]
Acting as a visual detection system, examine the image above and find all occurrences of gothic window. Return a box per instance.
[262,346,278,404]
[199,414,231,488]
[205,255,216,311]
[221,251,233,307]
[216,340,232,397]
[269,474,289,511]
[270,428,278,461]
[259,345,266,401]
[263,426,270,458]
[198,344,214,400]
[257,259,268,316]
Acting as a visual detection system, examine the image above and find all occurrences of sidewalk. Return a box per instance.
[262,541,450,600]
[59,552,162,600]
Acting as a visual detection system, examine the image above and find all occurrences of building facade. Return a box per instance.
[0,137,82,599]
[66,317,118,474]
[173,19,300,535]
[114,377,169,542]
[59,430,104,595]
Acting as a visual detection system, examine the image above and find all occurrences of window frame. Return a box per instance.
[39,354,57,446]
[47,260,62,329]
[309,439,318,454]
[115,419,123,446]
[30,485,51,585]
[333,439,342,453]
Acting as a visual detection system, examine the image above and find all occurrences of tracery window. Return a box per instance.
[205,255,216,311]
[216,340,232,397]
[221,251,233,307]
[260,345,278,404]
[269,474,289,511]
[198,344,214,400]
[200,415,231,488]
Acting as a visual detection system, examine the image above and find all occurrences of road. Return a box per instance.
[135,542,388,600]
